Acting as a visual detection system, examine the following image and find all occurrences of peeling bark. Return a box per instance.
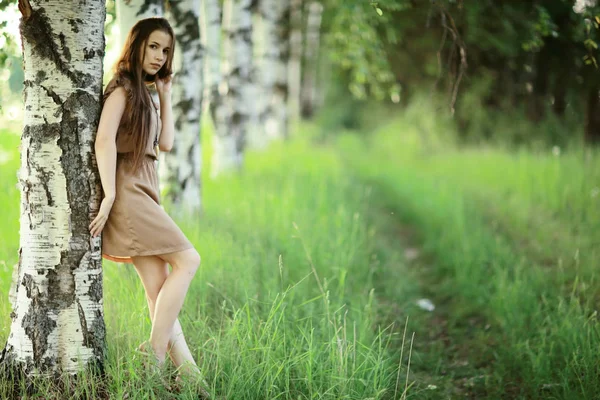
[159,0,203,214]
[1,0,106,375]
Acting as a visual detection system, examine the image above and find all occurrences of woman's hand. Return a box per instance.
[155,74,173,97]
[89,196,115,238]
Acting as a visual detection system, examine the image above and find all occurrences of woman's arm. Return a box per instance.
[95,87,126,201]
[90,87,126,237]
[156,77,174,152]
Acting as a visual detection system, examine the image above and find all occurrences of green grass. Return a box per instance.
[338,99,600,399]
[0,127,412,399]
[2,98,598,399]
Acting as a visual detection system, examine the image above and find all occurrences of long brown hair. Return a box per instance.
[112,17,176,171]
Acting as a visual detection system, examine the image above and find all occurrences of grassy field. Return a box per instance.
[0,127,413,399]
[1,100,599,399]
[339,99,600,399]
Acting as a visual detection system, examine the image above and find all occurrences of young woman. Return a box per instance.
[89,17,205,387]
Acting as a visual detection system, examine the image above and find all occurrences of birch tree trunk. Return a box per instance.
[273,0,291,139]
[300,1,322,119]
[211,0,253,177]
[160,0,203,214]
[116,0,164,47]
[200,0,222,118]
[251,0,270,149]
[288,0,303,127]
[244,3,262,150]
[254,0,290,145]
[0,0,106,375]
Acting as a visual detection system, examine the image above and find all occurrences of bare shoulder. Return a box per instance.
[103,86,127,110]
[97,86,127,141]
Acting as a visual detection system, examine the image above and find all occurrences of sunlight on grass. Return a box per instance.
[339,99,600,398]
[0,127,412,399]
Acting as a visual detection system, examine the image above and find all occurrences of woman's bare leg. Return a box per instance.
[131,254,197,367]
[147,248,200,363]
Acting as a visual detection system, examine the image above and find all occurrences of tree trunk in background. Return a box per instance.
[1,0,106,375]
[300,1,322,119]
[288,0,302,127]
[116,0,164,46]
[211,0,253,177]
[248,0,269,149]
[253,0,290,146]
[250,1,267,149]
[243,2,261,150]
[272,0,291,139]
[200,0,222,119]
[160,0,203,214]
[585,85,600,144]
[551,62,568,117]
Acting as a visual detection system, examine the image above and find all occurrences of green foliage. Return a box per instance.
[322,0,407,101]
[0,1,18,69]
[580,9,600,67]
[319,0,600,145]
[342,109,600,397]
[522,5,558,52]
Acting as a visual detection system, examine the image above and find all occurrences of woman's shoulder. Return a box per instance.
[103,73,134,103]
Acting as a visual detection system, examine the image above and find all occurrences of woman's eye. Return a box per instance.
[150,44,157,49]
[163,49,169,54]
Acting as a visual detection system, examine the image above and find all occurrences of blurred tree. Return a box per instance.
[288,0,303,124]
[300,1,323,118]
[211,0,254,177]
[1,0,106,375]
[314,0,600,145]
[200,0,222,119]
[254,0,291,147]
[160,0,204,214]
[116,0,164,48]
[321,0,405,102]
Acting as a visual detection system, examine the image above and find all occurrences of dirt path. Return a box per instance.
[368,200,500,399]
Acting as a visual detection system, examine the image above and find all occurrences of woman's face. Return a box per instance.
[141,29,172,76]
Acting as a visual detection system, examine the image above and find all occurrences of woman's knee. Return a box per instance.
[188,248,201,266]
[187,249,201,273]
[175,248,201,274]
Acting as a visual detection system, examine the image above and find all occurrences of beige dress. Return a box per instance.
[101,76,193,263]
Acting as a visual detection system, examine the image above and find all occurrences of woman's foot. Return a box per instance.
[135,341,161,364]
[174,362,211,398]
[134,341,172,388]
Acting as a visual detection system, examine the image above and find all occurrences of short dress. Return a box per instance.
[101,76,193,263]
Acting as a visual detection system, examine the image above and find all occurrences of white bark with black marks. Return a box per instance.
[1,0,106,375]
[300,1,322,118]
[211,0,253,177]
[244,2,262,150]
[271,0,291,140]
[200,0,222,116]
[159,0,203,213]
[254,0,290,148]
